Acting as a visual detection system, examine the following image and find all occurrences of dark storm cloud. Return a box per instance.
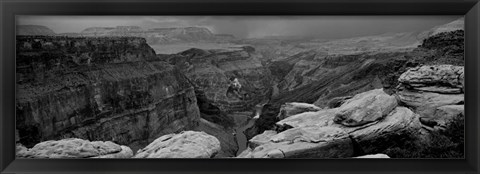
[17,16,461,39]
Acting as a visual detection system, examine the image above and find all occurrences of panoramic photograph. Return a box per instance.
[15,16,464,158]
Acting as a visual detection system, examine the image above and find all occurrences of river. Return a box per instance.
[234,103,265,156]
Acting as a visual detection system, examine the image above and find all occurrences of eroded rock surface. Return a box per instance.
[245,89,421,158]
[16,138,133,158]
[16,36,201,150]
[398,65,464,89]
[334,89,397,127]
[238,126,353,158]
[133,131,221,158]
[419,105,464,130]
[276,102,322,120]
[396,65,464,117]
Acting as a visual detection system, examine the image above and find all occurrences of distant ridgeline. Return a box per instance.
[17,25,237,44]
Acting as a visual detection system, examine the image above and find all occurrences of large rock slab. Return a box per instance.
[276,109,337,128]
[238,126,353,158]
[420,105,464,129]
[334,89,398,127]
[16,138,133,158]
[133,131,220,158]
[276,102,322,120]
[249,130,278,149]
[396,90,464,112]
[345,107,421,154]
[398,65,464,89]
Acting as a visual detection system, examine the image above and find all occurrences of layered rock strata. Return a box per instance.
[396,65,464,131]
[16,36,201,151]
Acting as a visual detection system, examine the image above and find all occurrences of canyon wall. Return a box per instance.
[16,36,201,151]
[159,47,273,113]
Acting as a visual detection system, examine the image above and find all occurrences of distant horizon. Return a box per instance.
[17,16,462,39]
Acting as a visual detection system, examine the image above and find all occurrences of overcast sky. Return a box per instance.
[17,16,461,39]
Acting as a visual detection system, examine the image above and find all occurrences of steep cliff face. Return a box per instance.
[159,47,273,113]
[16,36,201,151]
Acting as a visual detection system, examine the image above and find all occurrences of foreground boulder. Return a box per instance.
[16,138,133,158]
[334,89,397,127]
[345,107,421,154]
[238,126,353,158]
[134,131,220,158]
[276,102,322,120]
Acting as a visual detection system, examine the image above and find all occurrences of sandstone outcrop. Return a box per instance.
[396,65,464,118]
[242,88,422,158]
[398,65,464,90]
[133,131,221,158]
[419,105,464,130]
[16,138,133,158]
[16,36,201,151]
[276,102,322,121]
[237,126,353,158]
[334,89,397,127]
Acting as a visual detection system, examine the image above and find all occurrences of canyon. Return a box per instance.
[16,17,464,158]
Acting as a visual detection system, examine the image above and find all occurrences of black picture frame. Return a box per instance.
[1,0,479,173]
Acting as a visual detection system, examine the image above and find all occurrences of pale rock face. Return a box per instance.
[345,107,421,143]
[16,138,133,158]
[92,146,134,158]
[396,65,464,118]
[396,90,464,112]
[276,109,337,128]
[354,154,390,158]
[238,126,353,158]
[245,88,424,158]
[334,89,398,127]
[249,130,278,148]
[276,102,322,120]
[134,131,221,158]
[423,105,464,129]
[398,65,464,90]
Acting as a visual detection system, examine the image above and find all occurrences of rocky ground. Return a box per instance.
[16,18,464,158]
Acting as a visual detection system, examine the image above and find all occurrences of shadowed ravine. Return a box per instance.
[234,103,265,156]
